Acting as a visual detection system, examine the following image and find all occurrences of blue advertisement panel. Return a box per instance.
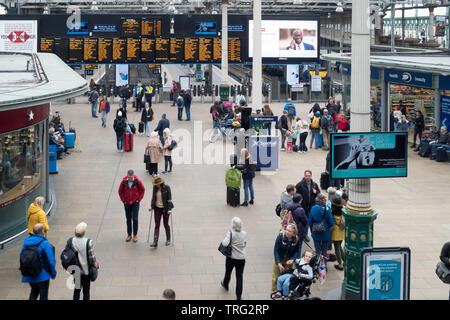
[340,63,379,80]
[441,95,450,129]
[92,24,118,32]
[361,247,411,300]
[248,135,279,171]
[330,132,408,179]
[440,75,450,90]
[384,68,433,88]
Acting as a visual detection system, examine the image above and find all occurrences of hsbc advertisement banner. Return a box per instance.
[384,68,433,88]
[0,20,38,53]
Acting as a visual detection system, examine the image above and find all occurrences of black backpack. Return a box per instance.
[19,238,46,277]
[60,238,80,270]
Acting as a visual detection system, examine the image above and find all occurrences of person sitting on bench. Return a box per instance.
[414,126,440,152]
[49,127,65,159]
[430,126,449,160]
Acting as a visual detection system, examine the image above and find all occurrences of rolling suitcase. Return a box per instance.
[436,147,449,162]
[138,121,145,134]
[227,187,240,207]
[419,142,430,157]
[124,132,134,152]
[318,132,323,148]
[64,132,75,148]
[320,171,330,190]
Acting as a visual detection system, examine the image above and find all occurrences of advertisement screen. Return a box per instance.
[195,22,217,35]
[67,21,89,35]
[248,20,318,61]
[0,20,38,53]
[330,132,408,179]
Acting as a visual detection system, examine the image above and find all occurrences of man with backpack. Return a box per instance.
[283,99,296,128]
[176,91,185,121]
[310,111,321,149]
[320,109,334,151]
[170,80,179,106]
[19,223,57,300]
[279,110,289,151]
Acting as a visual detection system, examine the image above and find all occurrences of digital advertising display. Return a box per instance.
[330,132,408,179]
[67,21,89,35]
[195,22,217,35]
[248,19,319,62]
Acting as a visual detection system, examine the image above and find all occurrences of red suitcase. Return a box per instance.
[124,132,133,152]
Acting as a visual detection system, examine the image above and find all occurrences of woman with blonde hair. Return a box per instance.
[26,197,49,235]
[232,148,255,207]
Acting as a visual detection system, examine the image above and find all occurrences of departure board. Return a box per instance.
[68,38,83,62]
[170,38,184,62]
[184,38,198,62]
[228,38,242,62]
[112,38,126,62]
[213,38,221,62]
[84,38,98,62]
[155,38,169,62]
[98,38,112,62]
[40,38,54,52]
[54,38,68,62]
[154,19,162,37]
[141,38,155,62]
[141,18,153,37]
[122,18,140,37]
[127,38,140,62]
[199,38,213,62]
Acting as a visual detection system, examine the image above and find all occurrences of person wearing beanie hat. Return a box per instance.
[149,176,174,247]
[113,110,127,152]
[285,193,307,254]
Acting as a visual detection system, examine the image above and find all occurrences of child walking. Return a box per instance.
[285,130,293,153]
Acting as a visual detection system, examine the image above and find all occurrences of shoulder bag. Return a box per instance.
[144,149,150,163]
[218,231,233,258]
[311,206,326,234]
[86,239,98,282]
[436,261,450,284]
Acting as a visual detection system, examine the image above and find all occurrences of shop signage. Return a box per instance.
[330,132,408,179]
[439,75,450,90]
[384,68,432,88]
[341,63,379,80]
[0,103,50,134]
[441,95,450,130]
[361,247,411,300]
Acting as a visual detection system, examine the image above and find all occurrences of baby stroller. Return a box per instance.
[287,255,321,300]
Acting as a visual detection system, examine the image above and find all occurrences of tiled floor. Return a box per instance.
[0,98,448,300]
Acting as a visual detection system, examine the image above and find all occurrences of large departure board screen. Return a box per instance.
[141,38,155,62]
[170,38,184,62]
[199,38,213,62]
[112,38,126,62]
[127,38,140,62]
[141,19,154,37]
[228,38,242,62]
[213,38,221,63]
[40,38,54,52]
[154,19,162,37]
[184,38,198,62]
[68,38,83,62]
[155,38,169,62]
[121,18,140,37]
[54,38,68,62]
[84,38,98,62]
[98,38,112,62]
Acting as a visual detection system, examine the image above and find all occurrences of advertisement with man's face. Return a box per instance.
[330,132,408,179]
[248,20,318,61]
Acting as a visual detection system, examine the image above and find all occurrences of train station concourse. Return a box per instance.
[0,0,449,308]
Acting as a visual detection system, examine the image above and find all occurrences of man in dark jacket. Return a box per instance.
[154,114,170,146]
[118,170,145,243]
[412,110,425,148]
[285,194,308,254]
[116,102,127,120]
[279,110,289,151]
[184,89,192,121]
[113,111,127,152]
[88,88,99,118]
[295,170,320,242]
[430,126,449,160]
[119,84,131,106]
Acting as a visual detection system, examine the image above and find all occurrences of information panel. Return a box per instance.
[154,19,162,37]
[199,38,212,62]
[127,38,140,62]
[121,18,140,37]
[155,38,169,62]
[213,38,221,62]
[83,38,98,62]
[112,38,126,62]
[170,38,184,62]
[53,38,68,62]
[141,38,155,62]
[228,38,241,62]
[141,19,154,36]
[40,38,54,52]
[68,38,83,62]
[98,38,112,62]
[184,38,198,62]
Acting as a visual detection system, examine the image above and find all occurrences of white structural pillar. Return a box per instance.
[221,0,228,84]
[252,0,262,108]
[428,7,435,41]
[348,0,372,213]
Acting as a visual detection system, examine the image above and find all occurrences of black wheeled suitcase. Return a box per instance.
[436,147,449,162]
[138,121,145,133]
[227,187,240,207]
[419,142,431,157]
[320,172,330,190]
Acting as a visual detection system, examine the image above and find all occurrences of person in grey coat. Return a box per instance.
[394,115,410,132]
[221,217,247,300]
[280,184,296,212]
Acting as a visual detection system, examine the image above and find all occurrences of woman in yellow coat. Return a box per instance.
[330,196,345,271]
[26,196,49,235]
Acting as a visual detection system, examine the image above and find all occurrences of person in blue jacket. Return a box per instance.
[20,223,57,300]
[271,224,300,294]
[283,98,297,128]
[308,193,334,266]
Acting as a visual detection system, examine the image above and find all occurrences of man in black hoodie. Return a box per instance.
[113,111,127,152]
[279,110,288,151]
[295,170,320,242]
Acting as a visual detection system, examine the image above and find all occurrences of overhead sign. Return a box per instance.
[441,95,450,130]
[361,247,411,300]
[93,24,118,32]
[228,25,244,32]
[115,64,128,86]
[311,75,321,92]
[330,132,408,179]
[384,68,433,88]
[341,63,379,80]
[0,20,38,53]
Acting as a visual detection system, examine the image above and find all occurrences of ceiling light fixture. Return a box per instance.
[336,2,344,13]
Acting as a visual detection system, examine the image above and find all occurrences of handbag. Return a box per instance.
[144,150,150,163]
[218,231,233,258]
[89,265,98,282]
[311,207,327,233]
[436,261,450,284]
[275,203,282,217]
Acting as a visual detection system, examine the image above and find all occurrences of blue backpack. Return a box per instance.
[176,97,184,107]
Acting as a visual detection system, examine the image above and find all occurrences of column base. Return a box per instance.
[341,285,361,300]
